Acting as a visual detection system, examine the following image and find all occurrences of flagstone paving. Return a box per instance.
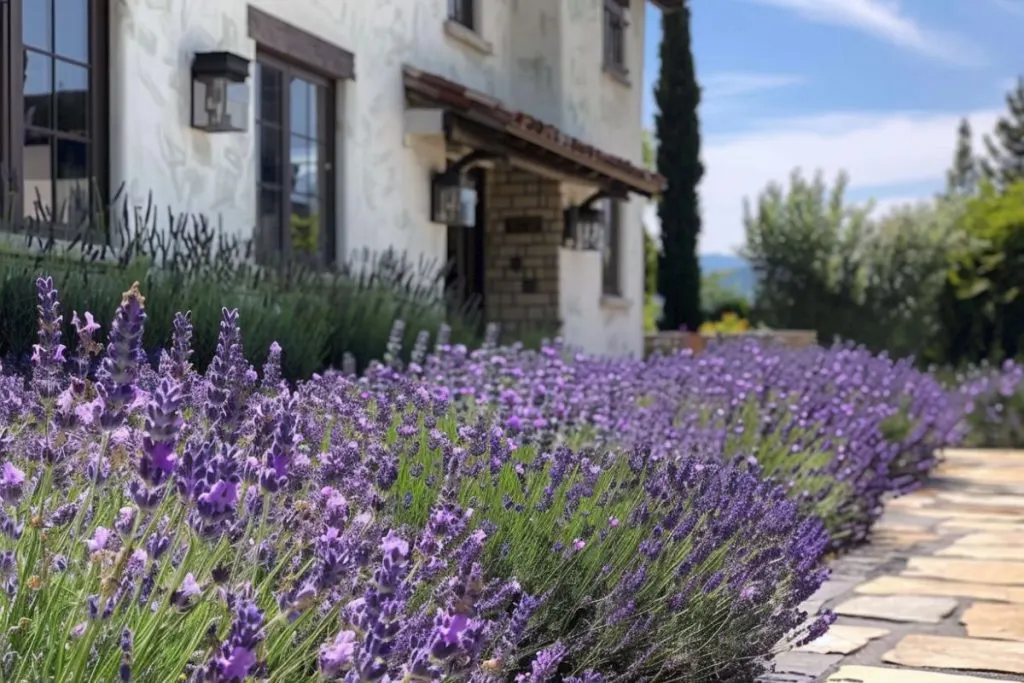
[760,448,1024,682]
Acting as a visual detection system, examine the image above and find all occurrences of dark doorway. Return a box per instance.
[446,167,486,318]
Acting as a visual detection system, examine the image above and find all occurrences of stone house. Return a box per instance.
[0,0,675,356]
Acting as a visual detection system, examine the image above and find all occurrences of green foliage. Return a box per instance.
[0,203,481,379]
[742,170,963,359]
[700,271,750,321]
[982,76,1024,188]
[655,3,703,331]
[939,180,1024,363]
[947,117,979,197]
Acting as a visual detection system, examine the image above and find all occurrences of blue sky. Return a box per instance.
[640,0,1024,254]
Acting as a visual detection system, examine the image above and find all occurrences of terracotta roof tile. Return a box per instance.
[403,66,665,195]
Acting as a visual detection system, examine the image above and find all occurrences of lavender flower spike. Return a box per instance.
[139,378,184,488]
[97,282,147,429]
[31,276,66,397]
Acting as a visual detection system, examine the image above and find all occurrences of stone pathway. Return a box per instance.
[766,448,1024,683]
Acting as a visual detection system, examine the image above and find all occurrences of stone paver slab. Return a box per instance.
[960,603,1024,641]
[796,624,889,655]
[937,520,1024,533]
[772,651,843,677]
[940,448,1024,460]
[873,530,939,547]
[940,465,1024,484]
[833,594,958,623]
[826,664,1007,682]
[908,508,1023,522]
[956,531,1024,546]
[855,575,1024,603]
[882,633,1024,675]
[903,556,1024,585]
[936,491,1024,509]
[937,543,1024,561]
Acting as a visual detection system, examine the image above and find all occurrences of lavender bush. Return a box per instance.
[3,273,982,681]
[955,360,1024,447]
[373,329,965,548]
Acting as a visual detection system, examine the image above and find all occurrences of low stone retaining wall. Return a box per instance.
[644,329,818,357]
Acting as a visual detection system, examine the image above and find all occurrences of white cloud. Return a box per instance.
[680,107,1003,254]
[702,72,805,101]
[745,0,988,67]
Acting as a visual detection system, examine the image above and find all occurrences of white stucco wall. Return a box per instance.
[108,0,647,357]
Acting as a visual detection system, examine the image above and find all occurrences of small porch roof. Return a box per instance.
[402,66,666,198]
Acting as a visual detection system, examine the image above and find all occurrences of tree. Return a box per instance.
[946,118,978,196]
[941,179,1024,363]
[982,77,1024,187]
[654,3,703,331]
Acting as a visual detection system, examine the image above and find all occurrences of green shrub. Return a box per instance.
[0,195,482,378]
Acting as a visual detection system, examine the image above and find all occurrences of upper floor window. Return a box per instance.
[603,0,629,76]
[449,0,476,31]
[255,54,336,268]
[1,0,109,239]
[602,199,622,296]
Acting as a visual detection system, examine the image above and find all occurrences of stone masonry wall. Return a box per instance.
[484,167,562,339]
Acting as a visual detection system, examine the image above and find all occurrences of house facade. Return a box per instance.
[0,0,674,357]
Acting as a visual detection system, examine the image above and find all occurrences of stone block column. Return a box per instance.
[483,167,563,339]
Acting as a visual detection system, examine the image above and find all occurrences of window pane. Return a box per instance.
[56,61,89,135]
[290,77,310,136]
[311,84,323,141]
[23,135,54,221]
[258,185,283,257]
[24,0,53,51]
[259,126,282,185]
[290,135,317,197]
[258,63,283,124]
[54,0,89,62]
[55,139,90,226]
[24,52,53,130]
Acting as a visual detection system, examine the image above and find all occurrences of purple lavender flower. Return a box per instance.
[31,276,66,398]
[0,462,25,504]
[139,378,183,488]
[97,283,147,429]
[203,586,264,682]
[318,630,356,677]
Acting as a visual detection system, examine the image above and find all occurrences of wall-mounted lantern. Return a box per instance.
[430,150,504,227]
[431,170,477,227]
[562,204,605,251]
[191,51,251,133]
[564,188,626,251]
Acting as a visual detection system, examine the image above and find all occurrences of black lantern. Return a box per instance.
[431,170,477,227]
[191,51,251,133]
[563,204,605,251]
[429,150,502,227]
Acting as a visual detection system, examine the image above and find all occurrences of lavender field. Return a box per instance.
[0,277,1019,682]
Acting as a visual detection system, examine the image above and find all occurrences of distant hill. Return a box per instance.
[700,254,754,298]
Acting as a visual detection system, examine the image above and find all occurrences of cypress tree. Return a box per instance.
[982,77,1024,187]
[654,2,703,331]
[946,118,978,196]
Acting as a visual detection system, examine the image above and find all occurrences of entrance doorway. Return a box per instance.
[445,167,486,319]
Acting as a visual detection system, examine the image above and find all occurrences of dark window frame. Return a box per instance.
[448,0,476,31]
[254,49,337,268]
[0,0,109,240]
[603,0,629,76]
[602,198,622,296]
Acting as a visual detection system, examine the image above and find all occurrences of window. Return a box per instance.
[449,0,475,31]
[0,0,108,238]
[254,54,336,267]
[603,0,629,75]
[602,199,622,296]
